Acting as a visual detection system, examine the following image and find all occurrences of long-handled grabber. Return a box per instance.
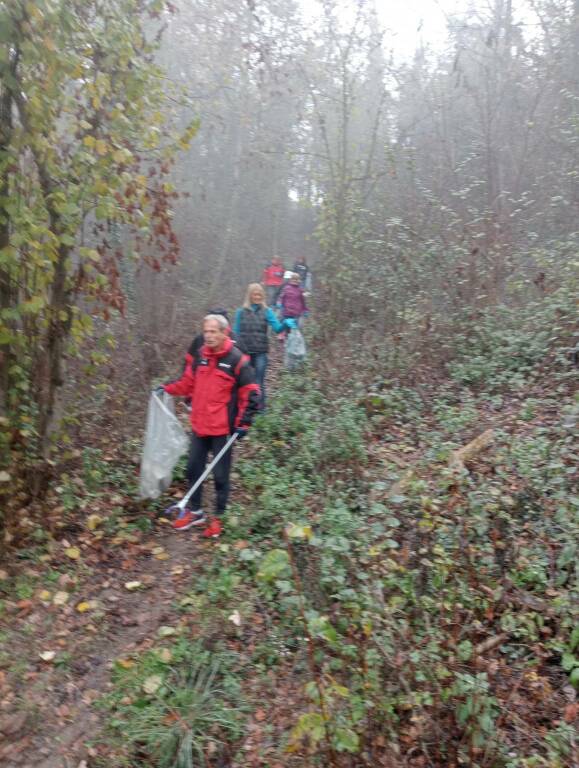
[162,432,239,518]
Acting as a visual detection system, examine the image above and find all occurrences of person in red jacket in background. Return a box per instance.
[159,314,260,538]
[262,256,285,306]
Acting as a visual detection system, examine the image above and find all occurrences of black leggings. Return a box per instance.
[186,434,233,515]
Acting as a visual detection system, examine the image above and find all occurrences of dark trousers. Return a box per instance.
[249,352,268,409]
[187,434,233,515]
[265,285,281,306]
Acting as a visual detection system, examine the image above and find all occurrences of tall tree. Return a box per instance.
[0,0,196,481]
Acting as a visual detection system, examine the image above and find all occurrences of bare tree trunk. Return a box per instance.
[0,48,18,425]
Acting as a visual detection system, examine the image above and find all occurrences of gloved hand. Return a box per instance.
[153,385,166,396]
[284,317,298,329]
[234,427,248,440]
[303,311,310,318]
[275,303,282,309]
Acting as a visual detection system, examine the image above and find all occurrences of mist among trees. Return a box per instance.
[0,0,577,766]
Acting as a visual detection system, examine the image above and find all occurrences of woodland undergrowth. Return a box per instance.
[100,302,577,767]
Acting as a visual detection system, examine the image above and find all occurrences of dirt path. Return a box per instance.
[1,347,287,768]
[0,516,222,767]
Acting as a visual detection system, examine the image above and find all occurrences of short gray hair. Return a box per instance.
[204,313,229,330]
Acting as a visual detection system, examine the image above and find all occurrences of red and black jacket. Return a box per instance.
[262,262,285,287]
[164,339,260,436]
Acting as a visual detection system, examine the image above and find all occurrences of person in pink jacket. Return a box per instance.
[277,272,309,322]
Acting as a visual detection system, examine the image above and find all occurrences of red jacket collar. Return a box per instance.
[201,337,234,359]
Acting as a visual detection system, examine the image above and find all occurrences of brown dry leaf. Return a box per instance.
[117,658,135,669]
[564,703,578,723]
[255,708,267,722]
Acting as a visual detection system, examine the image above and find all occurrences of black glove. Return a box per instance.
[153,385,165,396]
[234,427,248,440]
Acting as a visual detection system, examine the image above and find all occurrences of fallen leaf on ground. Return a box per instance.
[87,515,103,531]
[180,596,194,606]
[53,591,69,606]
[158,626,176,638]
[76,602,91,613]
[228,610,242,626]
[142,675,163,694]
[124,581,142,591]
[65,547,80,560]
[116,658,135,669]
[39,651,56,662]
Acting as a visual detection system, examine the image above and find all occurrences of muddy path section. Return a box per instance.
[0,513,220,768]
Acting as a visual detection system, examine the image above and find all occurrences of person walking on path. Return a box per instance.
[160,314,260,538]
[292,256,312,292]
[262,256,285,306]
[233,283,286,410]
[278,272,309,324]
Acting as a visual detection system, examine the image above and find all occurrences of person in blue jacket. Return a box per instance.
[233,283,287,410]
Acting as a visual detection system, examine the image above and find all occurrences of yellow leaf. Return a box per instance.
[93,180,108,195]
[65,547,80,560]
[95,139,107,156]
[117,658,135,669]
[155,552,169,561]
[83,135,96,149]
[39,590,51,602]
[87,514,103,531]
[76,601,91,613]
[124,581,142,591]
[92,95,101,109]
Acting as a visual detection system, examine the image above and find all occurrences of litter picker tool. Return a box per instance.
[162,432,239,518]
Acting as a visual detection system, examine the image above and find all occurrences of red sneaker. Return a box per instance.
[202,518,223,539]
[172,509,206,531]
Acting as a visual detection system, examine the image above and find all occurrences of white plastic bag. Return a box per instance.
[139,392,189,499]
[285,328,306,370]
